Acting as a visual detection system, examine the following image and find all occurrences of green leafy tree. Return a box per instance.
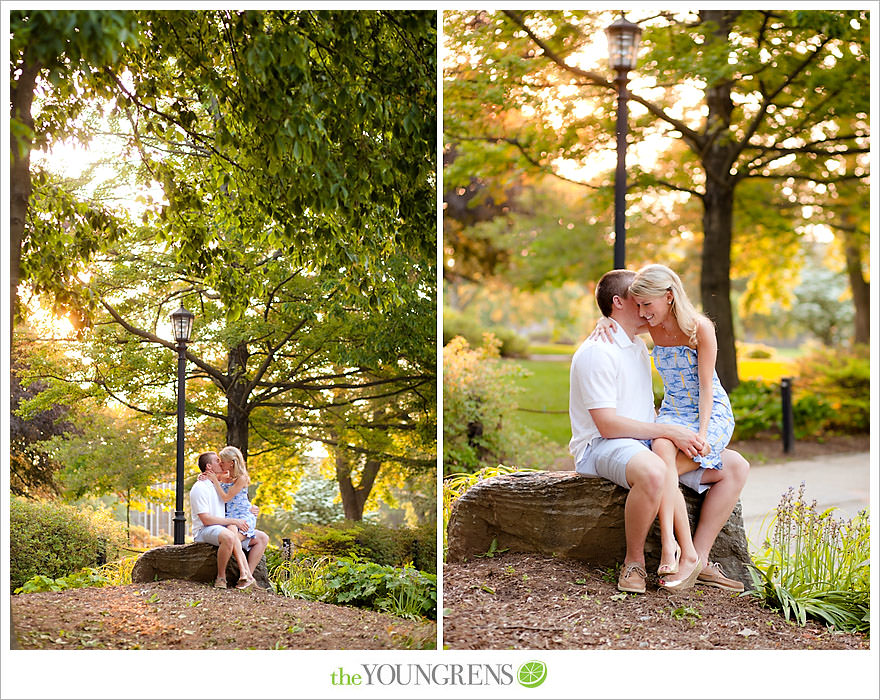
[10,10,139,322]
[12,10,436,325]
[22,235,434,520]
[47,406,175,537]
[10,335,76,499]
[444,9,869,389]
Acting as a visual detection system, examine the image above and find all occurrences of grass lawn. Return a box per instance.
[508,354,799,446]
[508,359,572,445]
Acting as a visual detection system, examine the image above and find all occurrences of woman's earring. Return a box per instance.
[668,300,673,305]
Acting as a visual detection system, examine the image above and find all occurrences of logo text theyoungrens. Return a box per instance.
[330,664,516,687]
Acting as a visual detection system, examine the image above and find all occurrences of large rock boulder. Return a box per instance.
[447,471,752,588]
[131,542,271,589]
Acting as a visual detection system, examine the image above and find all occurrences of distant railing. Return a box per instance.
[129,481,187,539]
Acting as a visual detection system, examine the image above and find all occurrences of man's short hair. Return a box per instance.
[197,452,216,473]
[596,269,636,317]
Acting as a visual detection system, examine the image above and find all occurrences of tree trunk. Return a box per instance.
[224,341,250,458]
[841,225,869,346]
[698,9,740,392]
[335,449,382,521]
[10,57,41,328]
[700,181,739,391]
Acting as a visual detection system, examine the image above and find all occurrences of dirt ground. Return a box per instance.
[11,580,436,650]
[444,436,870,651]
[728,432,869,465]
[442,552,867,650]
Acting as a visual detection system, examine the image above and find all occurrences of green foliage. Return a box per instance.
[729,356,867,441]
[14,556,138,594]
[95,556,138,586]
[289,521,435,574]
[475,538,508,558]
[10,497,127,591]
[729,380,781,440]
[794,345,869,433]
[322,559,437,620]
[443,335,551,474]
[271,556,436,620]
[748,484,870,635]
[443,308,529,358]
[670,605,702,625]
[15,567,110,594]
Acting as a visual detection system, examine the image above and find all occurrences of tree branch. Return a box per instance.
[501,10,705,150]
[100,299,227,387]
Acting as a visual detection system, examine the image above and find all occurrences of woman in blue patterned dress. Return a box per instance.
[628,264,735,588]
[202,445,258,589]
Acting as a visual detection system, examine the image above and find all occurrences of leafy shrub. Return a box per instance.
[289,521,435,574]
[736,342,776,359]
[729,380,780,440]
[15,567,110,594]
[323,558,437,620]
[10,497,126,590]
[443,309,529,358]
[127,524,171,549]
[729,375,857,441]
[748,484,869,634]
[794,345,869,433]
[264,544,286,575]
[444,335,549,474]
[14,554,138,594]
[271,556,437,620]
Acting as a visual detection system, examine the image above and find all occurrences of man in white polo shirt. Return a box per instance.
[570,269,748,593]
[190,451,253,589]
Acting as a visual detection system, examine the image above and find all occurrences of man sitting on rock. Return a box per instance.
[190,451,258,589]
[569,269,748,593]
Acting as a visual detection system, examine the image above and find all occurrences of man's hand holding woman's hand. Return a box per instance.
[230,518,248,532]
[664,424,707,460]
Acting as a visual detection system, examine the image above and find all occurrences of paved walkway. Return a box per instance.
[740,452,870,547]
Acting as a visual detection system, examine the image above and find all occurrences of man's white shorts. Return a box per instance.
[575,437,651,490]
[576,437,712,494]
[193,525,229,546]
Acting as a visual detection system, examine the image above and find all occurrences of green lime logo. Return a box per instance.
[517,660,547,688]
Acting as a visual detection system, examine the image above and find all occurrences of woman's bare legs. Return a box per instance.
[225,524,252,579]
[652,438,699,582]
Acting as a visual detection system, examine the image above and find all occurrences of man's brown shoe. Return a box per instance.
[617,562,647,594]
[697,562,744,592]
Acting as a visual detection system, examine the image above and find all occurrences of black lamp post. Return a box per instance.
[170,304,194,545]
[605,14,643,269]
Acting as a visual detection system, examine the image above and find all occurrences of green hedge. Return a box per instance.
[729,346,869,440]
[443,309,529,358]
[10,497,126,591]
[289,520,436,574]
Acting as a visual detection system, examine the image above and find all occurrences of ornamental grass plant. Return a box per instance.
[748,483,870,634]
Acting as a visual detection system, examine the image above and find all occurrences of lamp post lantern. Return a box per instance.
[605,14,642,269]
[170,304,194,545]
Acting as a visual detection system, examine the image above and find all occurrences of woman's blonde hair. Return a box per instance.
[218,445,248,481]
[629,264,705,346]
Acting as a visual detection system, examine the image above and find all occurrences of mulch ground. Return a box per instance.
[442,552,867,650]
[445,436,870,651]
[729,433,869,464]
[11,580,436,650]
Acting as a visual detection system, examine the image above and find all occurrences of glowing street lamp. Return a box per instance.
[170,304,194,545]
[605,14,643,269]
